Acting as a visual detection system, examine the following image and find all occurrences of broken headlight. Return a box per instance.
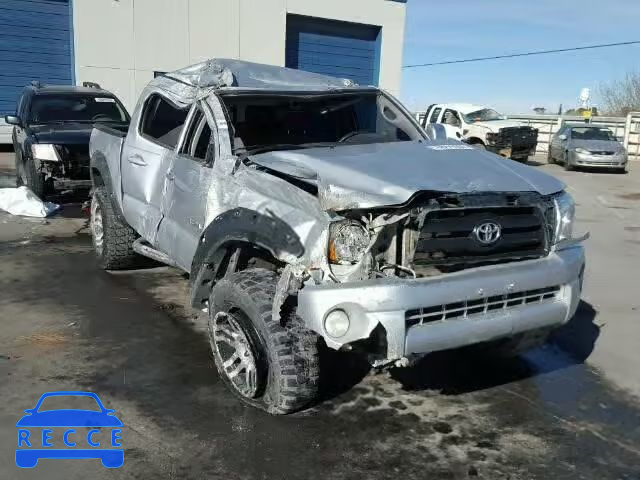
[31,144,61,162]
[328,221,370,265]
[554,191,575,243]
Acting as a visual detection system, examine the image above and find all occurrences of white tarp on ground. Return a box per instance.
[0,186,59,217]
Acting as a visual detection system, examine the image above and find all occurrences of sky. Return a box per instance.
[399,0,640,114]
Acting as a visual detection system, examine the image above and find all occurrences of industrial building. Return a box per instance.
[0,0,407,142]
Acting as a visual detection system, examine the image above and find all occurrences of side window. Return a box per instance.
[139,94,189,148]
[429,107,442,123]
[422,104,435,127]
[443,109,461,127]
[180,106,213,162]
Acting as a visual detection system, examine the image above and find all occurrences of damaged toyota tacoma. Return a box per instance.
[89,60,587,414]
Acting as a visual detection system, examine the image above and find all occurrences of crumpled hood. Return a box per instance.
[250,141,565,210]
[31,123,107,145]
[571,139,623,152]
[472,119,527,132]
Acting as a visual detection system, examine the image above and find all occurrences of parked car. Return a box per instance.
[89,59,586,414]
[5,82,130,198]
[421,103,538,161]
[548,124,628,173]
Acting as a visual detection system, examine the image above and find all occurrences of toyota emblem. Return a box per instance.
[473,222,502,245]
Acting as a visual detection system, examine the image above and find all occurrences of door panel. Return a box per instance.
[156,102,214,271]
[121,92,189,244]
[121,135,174,243]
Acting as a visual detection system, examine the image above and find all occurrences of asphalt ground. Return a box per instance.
[1,152,639,479]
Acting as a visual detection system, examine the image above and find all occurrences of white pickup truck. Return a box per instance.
[422,103,538,162]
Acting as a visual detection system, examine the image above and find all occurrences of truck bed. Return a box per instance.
[89,124,129,211]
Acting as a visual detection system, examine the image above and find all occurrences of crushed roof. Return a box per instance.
[159,58,363,91]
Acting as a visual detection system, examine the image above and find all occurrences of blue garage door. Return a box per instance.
[286,15,381,87]
[0,0,74,115]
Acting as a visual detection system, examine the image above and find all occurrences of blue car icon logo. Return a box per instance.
[16,391,123,468]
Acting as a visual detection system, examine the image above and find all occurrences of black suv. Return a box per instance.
[4,82,130,197]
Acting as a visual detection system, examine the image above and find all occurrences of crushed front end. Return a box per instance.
[32,143,92,190]
[486,126,539,160]
[297,191,585,366]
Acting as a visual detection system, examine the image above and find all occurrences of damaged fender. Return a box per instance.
[189,207,309,309]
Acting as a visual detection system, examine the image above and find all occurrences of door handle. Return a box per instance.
[127,154,147,166]
[165,170,175,181]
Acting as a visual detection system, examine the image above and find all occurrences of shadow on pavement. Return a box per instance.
[526,158,548,167]
[321,300,600,399]
[550,300,600,362]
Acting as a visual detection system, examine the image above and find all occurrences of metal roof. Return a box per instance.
[159,58,362,91]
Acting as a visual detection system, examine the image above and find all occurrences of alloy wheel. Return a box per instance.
[90,197,104,256]
[210,311,259,398]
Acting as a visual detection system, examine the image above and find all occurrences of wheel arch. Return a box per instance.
[90,152,125,221]
[189,208,305,309]
[467,137,485,145]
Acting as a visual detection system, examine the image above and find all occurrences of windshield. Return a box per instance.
[29,94,129,124]
[462,108,503,123]
[219,91,423,154]
[571,127,616,141]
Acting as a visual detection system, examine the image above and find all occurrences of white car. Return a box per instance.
[422,103,538,162]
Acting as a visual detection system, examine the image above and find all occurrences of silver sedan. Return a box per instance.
[548,124,628,173]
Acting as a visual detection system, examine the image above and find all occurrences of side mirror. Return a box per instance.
[5,115,21,126]
[425,123,448,141]
[558,134,567,141]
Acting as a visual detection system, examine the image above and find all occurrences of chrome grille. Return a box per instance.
[405,286,561,327]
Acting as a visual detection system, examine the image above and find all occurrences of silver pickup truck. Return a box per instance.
[89,59,586,414]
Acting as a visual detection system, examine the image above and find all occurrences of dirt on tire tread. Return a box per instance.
[211,268,320,414]
[93,186,139,270]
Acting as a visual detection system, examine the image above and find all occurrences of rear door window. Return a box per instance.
[140,94,189,148]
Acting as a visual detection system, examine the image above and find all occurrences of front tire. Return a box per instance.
[210,268,320,414]
[91,186,139,270]
[563,151,574,171]
[18,154,45,198]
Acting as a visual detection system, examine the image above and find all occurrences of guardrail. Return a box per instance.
[415,112,640,161]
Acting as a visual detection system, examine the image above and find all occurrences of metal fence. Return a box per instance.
[415,111,640,161]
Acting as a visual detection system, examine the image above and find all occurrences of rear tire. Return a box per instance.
[91,186,139,270]
[210,268,320,414]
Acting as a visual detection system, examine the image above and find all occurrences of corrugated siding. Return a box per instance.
[0,0,73,115]
[286,15,380,87]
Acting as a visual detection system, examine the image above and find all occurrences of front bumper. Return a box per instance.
[572,152,627,168]
[298,246,585,362]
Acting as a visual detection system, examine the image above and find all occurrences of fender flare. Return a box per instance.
[89,152,125,221]
[189,207,305,309]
